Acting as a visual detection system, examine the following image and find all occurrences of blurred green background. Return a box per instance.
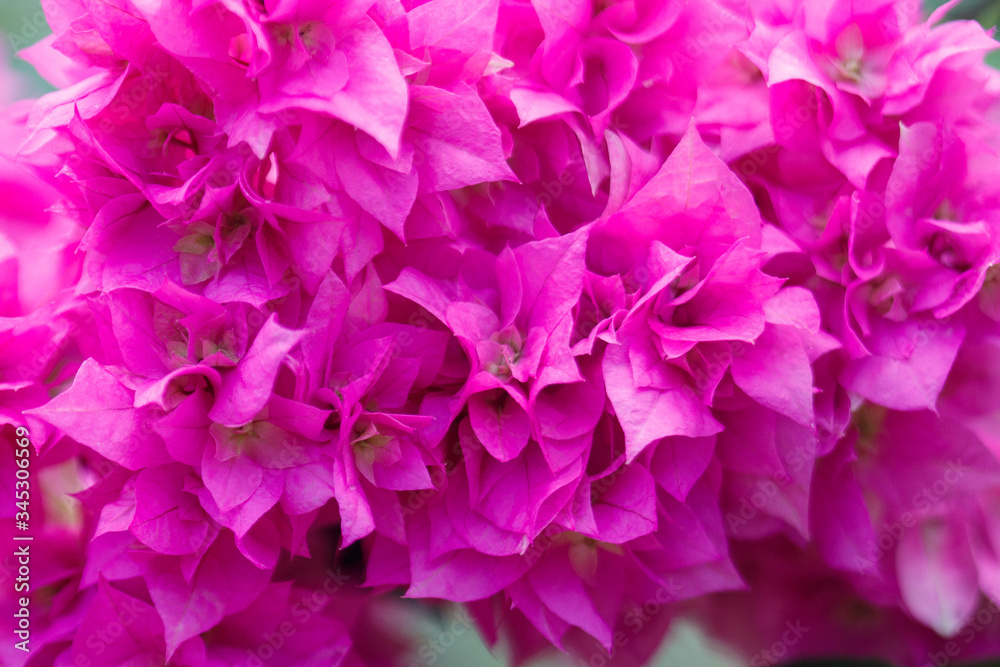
[3,1,1000,666]
[0,0,49,101]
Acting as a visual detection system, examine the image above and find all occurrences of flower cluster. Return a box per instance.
[2,0,1000,665]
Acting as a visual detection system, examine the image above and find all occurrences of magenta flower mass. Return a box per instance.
[2,0,1000,664]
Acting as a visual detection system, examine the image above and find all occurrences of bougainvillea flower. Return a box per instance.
[6,0,1000,665]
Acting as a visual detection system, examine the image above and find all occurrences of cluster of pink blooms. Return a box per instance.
[2,0,1000,665]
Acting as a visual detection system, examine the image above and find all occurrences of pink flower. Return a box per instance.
[7,0,1000,664]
